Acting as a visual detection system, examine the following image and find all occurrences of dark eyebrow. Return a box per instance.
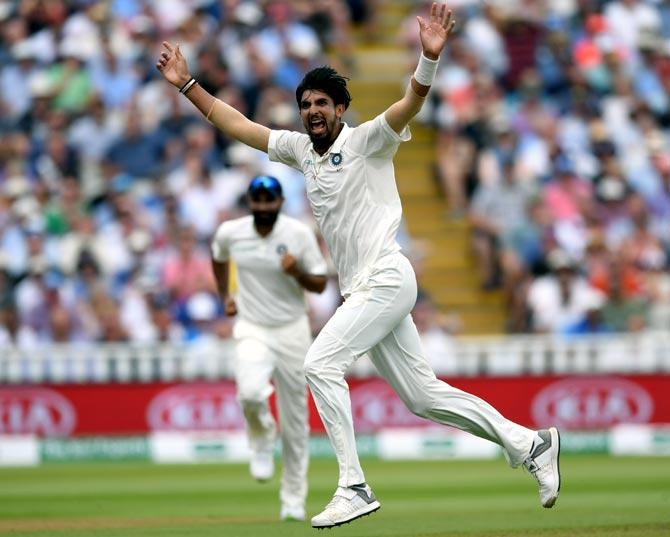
[300,97,329,107]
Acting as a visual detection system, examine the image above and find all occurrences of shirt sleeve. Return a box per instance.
[348,112,411,158]
[299,226,328,276]
[210,223,231,262]
[268,129,306,170]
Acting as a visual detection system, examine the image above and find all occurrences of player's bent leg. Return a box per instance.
[368,309,560,506]
[368,314,536,465]
[234,335,277,482]
[240,399,276,482]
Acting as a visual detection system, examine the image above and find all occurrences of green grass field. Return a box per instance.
[0,455,668,536]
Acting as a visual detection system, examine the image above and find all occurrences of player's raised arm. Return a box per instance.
[384,2,455,135]
[156,41,270,153]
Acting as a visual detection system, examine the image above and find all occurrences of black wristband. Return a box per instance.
[179,77,196,94]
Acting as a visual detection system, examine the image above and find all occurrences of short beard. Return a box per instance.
[308,120,342,154]
[252,211,279,228]
[310,133,331,154]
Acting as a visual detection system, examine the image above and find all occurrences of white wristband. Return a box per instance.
[413,53,439,87]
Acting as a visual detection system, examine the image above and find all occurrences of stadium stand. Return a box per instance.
[0,0,669,349]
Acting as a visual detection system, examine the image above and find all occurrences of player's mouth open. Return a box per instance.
[310,118,326,134]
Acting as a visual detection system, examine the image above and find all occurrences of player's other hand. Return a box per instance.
[224,296,238,317]
[156,41,191,89]
[417,2,456,60]
[281,253,301,278]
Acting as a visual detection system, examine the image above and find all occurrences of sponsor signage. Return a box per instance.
[41,436,149,462]
[146,383,244,431]
[1,375,668,437]
[0,387,75,436]
[531,377,654,429]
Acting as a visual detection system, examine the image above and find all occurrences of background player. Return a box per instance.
[158,1,560,529]
[211,175,327,521]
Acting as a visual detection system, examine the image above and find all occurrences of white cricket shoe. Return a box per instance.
[249,450,274,482]
[311,483,380,529]
[524,427,561,508]
[280,504,305,521]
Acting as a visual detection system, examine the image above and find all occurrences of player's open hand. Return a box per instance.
[224,296,238,317]
[156,41,191,89]
[281,253,301,278]
[417,2,456,60]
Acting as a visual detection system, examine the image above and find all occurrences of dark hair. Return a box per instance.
[295,66,351,110]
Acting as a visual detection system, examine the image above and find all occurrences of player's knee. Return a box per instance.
[237,387,266,405]
[303,357,321,383]
[240,398,266,420]
[405,393,433,419]
[303,354,341,385]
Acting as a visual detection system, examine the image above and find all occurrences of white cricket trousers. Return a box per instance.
[233,315,311,509]
[304,254,536,487]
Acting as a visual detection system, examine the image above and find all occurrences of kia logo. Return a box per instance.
[350,380,425,432]
[0,387,76,436]
[147,383,244,431]
[532,377,653,429]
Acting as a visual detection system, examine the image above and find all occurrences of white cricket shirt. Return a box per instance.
[211,214,327,326]
[268,113,410,296]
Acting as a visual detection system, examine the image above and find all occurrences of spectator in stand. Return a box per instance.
[526,249,606,334]
[178,156,232,240]
[46,40,93,114]
[47,304,75,342]
[643,147,670,254]
[0,299,39,348]
[146,292,185,343]
[2,0,669,344]
[90,43,140,110]
[600,259,650,332]
[0,40,40,121]
[469,153,534,290]
[105,110,164,180]
[161,225,215,303]
[92,290,130,342]
[541,155,592,260]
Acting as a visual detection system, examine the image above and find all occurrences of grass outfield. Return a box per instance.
[0,455,668,536]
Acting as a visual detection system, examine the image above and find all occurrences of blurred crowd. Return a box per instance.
[0,0,371,347]
[402,0,670,334]
[1,0,669,350]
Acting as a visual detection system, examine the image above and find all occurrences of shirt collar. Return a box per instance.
[311,122,351,158]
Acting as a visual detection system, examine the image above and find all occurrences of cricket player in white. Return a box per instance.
[211,176,328,522]
[158,1,561,529]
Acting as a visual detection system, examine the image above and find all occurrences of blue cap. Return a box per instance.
[247,175,283,199]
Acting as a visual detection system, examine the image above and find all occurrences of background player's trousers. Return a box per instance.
[304,254,537,488]
[233,315,311,509]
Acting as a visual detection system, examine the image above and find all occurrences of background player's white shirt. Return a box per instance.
[268,113,410,296]
[211,214,327,326]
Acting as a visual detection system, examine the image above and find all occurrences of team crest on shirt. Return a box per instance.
[276,244,287,255]
[330,153,342,166]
